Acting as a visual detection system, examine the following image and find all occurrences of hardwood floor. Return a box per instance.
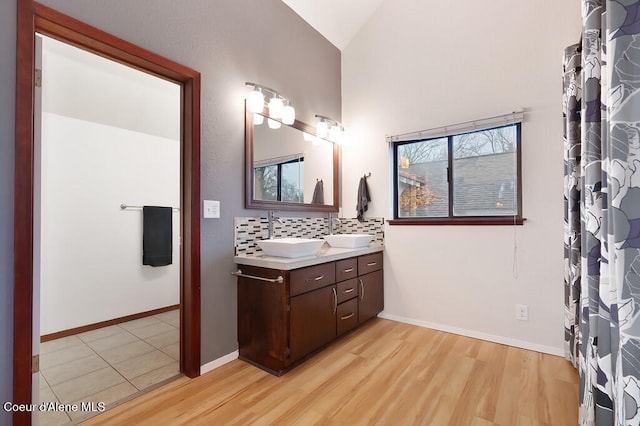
[81,319,578,425]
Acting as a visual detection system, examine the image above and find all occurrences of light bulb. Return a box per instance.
[268,97,284,119]
[247,89,264,113]
[282,105,295,125]
[329,125,342,142]
[316,120,328,139]
[267,118,281,129]
[253,113,264,125]
[337,131,348,145]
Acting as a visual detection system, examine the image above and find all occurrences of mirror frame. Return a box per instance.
[245,104,339,212]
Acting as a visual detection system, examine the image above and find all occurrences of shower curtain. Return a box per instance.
[563,1,640,424]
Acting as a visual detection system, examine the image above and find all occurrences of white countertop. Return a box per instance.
[234,243,384,270]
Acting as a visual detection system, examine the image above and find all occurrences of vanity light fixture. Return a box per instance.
[268,96,284,119]
[302,131,323,145]
[245,82,295,125]
[316,120,329,139]
[329,124,342,142]
[267,118,281,129]
[247,86,265,114]
[315,114,344,143]
[281,100,295,125]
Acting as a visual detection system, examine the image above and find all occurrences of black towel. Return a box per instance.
[143,206,173,267]
[356,176,371,222]
[311,179,324,204]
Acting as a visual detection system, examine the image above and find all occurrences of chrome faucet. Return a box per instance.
[328,212,341,235]
[268,210,283,239]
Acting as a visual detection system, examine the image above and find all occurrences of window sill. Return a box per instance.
[387,217,526,226]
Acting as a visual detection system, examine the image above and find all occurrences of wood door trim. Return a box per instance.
[14,2,201,424]
[14,3,36,425]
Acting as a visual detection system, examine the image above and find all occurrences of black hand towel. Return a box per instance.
[356,176,371,222]
[143,206,173,267]
[311,179,324,204]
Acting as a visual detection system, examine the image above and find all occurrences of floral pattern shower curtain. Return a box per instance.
[563,0,640,424]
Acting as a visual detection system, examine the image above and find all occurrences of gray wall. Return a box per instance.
[0,0,340,416]
[0,0,16,423]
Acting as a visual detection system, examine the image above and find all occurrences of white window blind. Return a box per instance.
[254,153,304,168]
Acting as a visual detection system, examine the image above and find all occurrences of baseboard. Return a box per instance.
[377,312,564,357]
[200,350,239,375]
[41,305,180,342]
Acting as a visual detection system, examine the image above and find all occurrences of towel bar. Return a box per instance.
[120,203,180,211]
[231,269,284,283]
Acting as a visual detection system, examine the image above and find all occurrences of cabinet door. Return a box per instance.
[290,285,337,362]
[358,269,383,323]
[237,266,289,373]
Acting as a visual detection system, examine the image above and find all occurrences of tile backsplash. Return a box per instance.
[234,216,385,256]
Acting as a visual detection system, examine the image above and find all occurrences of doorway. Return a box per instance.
[14,3,201,425]
[36,33,182,425]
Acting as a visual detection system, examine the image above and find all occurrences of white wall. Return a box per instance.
[40,36,181,334]
[41,35,180,141]
[341,0,582,354]
[303,140,334,204]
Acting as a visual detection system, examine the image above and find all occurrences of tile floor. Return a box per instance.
[38,309,181,425]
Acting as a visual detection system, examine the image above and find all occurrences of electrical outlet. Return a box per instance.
[516,304,528,321]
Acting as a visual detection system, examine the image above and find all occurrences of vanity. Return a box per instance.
[235,246,383,375]
[236,104,383,375]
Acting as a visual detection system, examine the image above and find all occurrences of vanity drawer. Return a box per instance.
[290,262,336,297]
[358,252,383,275]
[336,278,358,304]
[337,298,358,336]
[335,258,358,282]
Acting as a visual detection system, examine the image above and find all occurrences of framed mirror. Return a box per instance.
[245,105,339,212]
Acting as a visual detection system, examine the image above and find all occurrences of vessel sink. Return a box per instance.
[323,234,374,248]
[256,238,325,258]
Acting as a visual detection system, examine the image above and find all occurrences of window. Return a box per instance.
[254,156,304,202]
[392,123,522,225]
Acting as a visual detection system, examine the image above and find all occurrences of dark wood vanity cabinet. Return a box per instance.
[357,253,384,323]
[237,251,383,375]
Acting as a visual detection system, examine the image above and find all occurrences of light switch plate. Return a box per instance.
[203,200,220,218]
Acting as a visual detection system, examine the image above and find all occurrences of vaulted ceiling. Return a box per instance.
[282,0,384,50]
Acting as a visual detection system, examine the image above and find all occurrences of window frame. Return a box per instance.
[254,156,305,202]
[389,123,524,226]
